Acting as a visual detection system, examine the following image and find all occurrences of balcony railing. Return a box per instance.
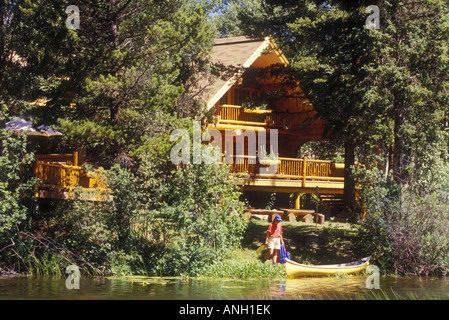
[216,104,316,128]
[226,155,344,183]
[217,105,284,127]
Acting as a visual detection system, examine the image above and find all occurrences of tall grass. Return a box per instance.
[198,259,287,279]
[23,252,99,277]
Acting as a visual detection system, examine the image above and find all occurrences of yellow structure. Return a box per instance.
[34,152,108,201]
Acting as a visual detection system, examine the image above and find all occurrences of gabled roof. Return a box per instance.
[205,36,288,110]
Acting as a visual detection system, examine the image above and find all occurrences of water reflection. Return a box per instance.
[0,275,448,300]
[271,276,370,299]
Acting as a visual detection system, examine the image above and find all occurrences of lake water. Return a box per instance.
[1,274,449,300]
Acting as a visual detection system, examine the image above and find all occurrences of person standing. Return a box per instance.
[264,215,284,265]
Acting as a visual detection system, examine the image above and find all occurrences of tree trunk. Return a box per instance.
[344,138,357,212]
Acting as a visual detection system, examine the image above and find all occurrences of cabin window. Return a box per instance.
[232,88,259,106]
[218,92,228,105]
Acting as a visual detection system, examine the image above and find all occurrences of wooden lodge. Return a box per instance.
[203,36,345,218]
[30,36,346,220]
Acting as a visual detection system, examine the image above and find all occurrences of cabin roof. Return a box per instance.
[204,36,288,110]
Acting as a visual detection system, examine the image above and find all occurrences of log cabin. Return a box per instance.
[202,36,345,215]
[31,36,346,218]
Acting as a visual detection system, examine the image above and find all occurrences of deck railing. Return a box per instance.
[34,162,82,188]
[217,105,284,127]
[227,155,344,182]
[34,153,106,191]
[33,152,343,198]
[216,104,317,128]
[35,152,78,166]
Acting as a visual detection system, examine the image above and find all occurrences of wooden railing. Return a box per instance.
[34,162,107,189]
[227,155,344,183]
[34,162,82,188]
[217,105,284,127]
[33,152,107,191]
[32,152,343,198]
[35,152,78,166]
[216,104,319,129]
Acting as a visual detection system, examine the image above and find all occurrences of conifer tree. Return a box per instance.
[1,0,217,162]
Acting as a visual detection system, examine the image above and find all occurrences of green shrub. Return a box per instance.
[354,163,449,276]
[32,143,247,277]
[0,120,37,272]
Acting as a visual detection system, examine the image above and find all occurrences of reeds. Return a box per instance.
[198,259,287,279]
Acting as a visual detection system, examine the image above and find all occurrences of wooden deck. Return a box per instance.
[227,155,344,192]
[33,152,344,204]
[33,153,108,201]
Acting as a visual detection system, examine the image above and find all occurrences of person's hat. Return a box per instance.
[275,215,282,221]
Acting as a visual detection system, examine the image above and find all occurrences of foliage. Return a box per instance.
[135,151,248,276]
[299,140,344,161]
[1,0,218,162]
[0,0,251,277]
[33,145,247,276]
[362,0,449,184]
[204,0,265,37]
[354,161,449,276]
[0,119,37,265]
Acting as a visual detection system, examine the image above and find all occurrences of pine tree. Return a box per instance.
[2,0,218,163]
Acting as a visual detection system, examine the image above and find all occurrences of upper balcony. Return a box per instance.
[212,104,319,131]
[216,104,285,128]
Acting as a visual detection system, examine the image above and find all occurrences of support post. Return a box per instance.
[302,157,307,186]
[73,151,79,167]
[294,192,301,209]
[315,186,319,231]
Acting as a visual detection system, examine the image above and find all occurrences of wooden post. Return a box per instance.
[294,192,301,209]
[302,157,307,186]
[73,151,79,167]
[315,186,319,231]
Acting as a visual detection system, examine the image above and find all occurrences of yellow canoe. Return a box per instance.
[285,256,371,278]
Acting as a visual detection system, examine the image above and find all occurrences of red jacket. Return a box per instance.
[267,222,283,238]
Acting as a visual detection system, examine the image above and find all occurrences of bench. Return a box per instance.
[277,208,325,224]
[244,208,285,221]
